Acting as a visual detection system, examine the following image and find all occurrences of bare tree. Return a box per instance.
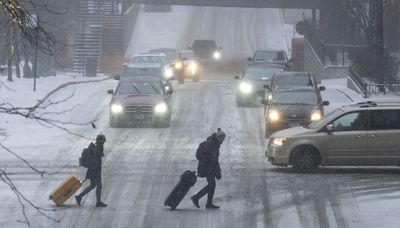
[343,0,399,84]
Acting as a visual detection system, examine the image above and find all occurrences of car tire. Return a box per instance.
[291,148,320,173]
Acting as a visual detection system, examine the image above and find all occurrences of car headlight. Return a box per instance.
[189,62,197,72]
[268,110,280,122]
[155,102,168,114]
[239,82,253,94]
[165,68,174,79]
[213,51,221,60]
[272,137,288,146]
[175,62,183,70]
[111,104,123,114]
[310,110,322,121]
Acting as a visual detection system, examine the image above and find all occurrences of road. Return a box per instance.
[1,5,400,228]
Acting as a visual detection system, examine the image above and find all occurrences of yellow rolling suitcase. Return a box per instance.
[49,175,83,206]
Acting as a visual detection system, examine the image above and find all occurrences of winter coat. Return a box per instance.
[85,143,104,180]
[197,134,221,178]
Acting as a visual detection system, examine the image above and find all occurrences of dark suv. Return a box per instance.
[235,63,284,106]
[191,40,222,61]
[107,78,173,128]
[263,87,329,137]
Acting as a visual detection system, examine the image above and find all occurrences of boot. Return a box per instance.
[191,195,200,208]
[205,203,220,209]
[75,196,82,206]
[96,201,107,207]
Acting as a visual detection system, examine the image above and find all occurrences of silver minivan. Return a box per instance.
[265,101,400,172]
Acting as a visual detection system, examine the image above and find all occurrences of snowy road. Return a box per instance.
[3,77,400,228]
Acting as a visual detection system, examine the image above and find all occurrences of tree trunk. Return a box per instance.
[6,38,13,82]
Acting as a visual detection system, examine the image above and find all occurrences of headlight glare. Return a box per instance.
[175,62,183,69]
[155,102,168,114]
[213,51,221,60]
[272,137,288,146]
[165,68,174,79]
[311,110,322,121]
[269,110,280,122]
[189,62,197,72]
[239,82,253,94]
[111,104,123,114]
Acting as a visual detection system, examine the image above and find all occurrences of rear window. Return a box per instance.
[370,110,400,130]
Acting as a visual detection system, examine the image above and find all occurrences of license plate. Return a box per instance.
[134,113,145,120]
[288,122,300,128]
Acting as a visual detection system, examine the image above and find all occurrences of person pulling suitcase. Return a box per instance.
[75,134,107,207]
[191,128,226,209]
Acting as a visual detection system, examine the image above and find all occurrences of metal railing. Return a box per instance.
[349,67,400,97]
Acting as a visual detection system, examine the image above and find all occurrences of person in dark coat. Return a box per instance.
[75,134,107,207]
[191,128,226,209]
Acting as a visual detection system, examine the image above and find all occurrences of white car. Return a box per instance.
[130,53,174,80]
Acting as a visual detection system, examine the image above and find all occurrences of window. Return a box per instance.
[331,111,368,132]
[370,110,400,130]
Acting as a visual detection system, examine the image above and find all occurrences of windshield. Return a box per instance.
[180,51,194,59]
[244,67,282,80]
[192,40,217,49]
[254,51,286,61]
[274,75,314,88]
[117,82,162,95]
[122,67,163,77]
[271,91,318,105]
[131,56,166,65]
[150,50,178,61]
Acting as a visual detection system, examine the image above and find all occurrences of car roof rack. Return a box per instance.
[356,101,377,107]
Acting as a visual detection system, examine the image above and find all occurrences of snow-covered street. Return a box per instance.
[1,5,400,228]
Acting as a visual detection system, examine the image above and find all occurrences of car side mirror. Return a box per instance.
[166,89,173,95]
[182,57,187,61]
[288,58,293,63]
[322,101,330,106]
[326,124,334,133]
[261,99,269,105]
[319,86,326,91]
[123,63,128,67]
[107,89,114,94]
[114,75,120,81]
[234,75,240,80]
[247,57,253,62]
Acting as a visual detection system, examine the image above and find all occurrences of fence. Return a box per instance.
[348,67,400,97]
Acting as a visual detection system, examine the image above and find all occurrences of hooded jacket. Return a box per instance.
[197,133,221,178]
[85,142,104,180]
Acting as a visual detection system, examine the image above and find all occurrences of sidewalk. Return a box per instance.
[321,77,400,113]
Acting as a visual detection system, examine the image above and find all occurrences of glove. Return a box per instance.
[216,172,221,180]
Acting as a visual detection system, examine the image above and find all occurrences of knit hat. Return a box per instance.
[96,134,106,143]
[215,128,226,139]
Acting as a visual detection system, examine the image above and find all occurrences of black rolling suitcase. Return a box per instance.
[164,170,197,210]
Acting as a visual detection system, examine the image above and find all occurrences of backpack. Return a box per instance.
[196,141,208,161]
[79,144,94,168]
